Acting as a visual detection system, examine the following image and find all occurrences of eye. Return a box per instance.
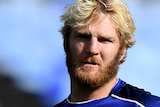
[75,34,91,40]
[98,37,113,43]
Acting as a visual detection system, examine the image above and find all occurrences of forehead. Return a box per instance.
[73,14,119,38]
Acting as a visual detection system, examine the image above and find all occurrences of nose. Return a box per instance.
[86,37,99,55]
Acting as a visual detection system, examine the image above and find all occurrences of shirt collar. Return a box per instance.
[109,78,125,95]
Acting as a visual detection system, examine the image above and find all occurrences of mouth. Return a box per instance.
[84,62,98,65]
[80,58,100,67]
[81,61,99,66]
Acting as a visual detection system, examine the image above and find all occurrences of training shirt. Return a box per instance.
[54,79,160,107]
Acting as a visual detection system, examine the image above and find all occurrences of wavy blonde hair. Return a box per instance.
[60,0,136,63]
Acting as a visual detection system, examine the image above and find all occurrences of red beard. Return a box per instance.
[66,50,120,89]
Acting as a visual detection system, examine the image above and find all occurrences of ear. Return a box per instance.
[119,47,127,62]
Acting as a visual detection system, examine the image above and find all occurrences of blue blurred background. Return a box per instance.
[0,0,159,106]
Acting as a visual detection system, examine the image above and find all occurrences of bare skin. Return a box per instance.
[68,14,126,102]
[70,77,118,102]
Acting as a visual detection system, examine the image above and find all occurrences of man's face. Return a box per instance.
[67,14,126,88]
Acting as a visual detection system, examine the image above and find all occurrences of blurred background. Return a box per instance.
[0,0,160,107]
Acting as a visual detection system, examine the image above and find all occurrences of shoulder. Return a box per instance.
[115,83,160,107]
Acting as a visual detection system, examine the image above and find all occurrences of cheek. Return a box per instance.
[101,47,119,62]
[69,41,84,59]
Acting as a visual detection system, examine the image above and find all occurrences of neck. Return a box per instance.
[69,76,118,102]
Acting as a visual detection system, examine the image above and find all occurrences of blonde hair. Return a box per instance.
[61,0,136,63]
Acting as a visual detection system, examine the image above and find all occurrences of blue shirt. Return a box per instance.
[54,79,160,107]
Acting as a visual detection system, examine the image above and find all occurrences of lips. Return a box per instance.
[80,57,100,66]
[83,61,99,65]
[81,59,100,66]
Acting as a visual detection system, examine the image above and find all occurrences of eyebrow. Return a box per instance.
[73,29,117,41]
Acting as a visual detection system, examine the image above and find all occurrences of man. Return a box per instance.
[55,0,160,106]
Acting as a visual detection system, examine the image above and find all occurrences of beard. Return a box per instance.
[66,50,121,89]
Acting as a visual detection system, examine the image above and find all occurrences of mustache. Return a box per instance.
[79,57,101,65]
